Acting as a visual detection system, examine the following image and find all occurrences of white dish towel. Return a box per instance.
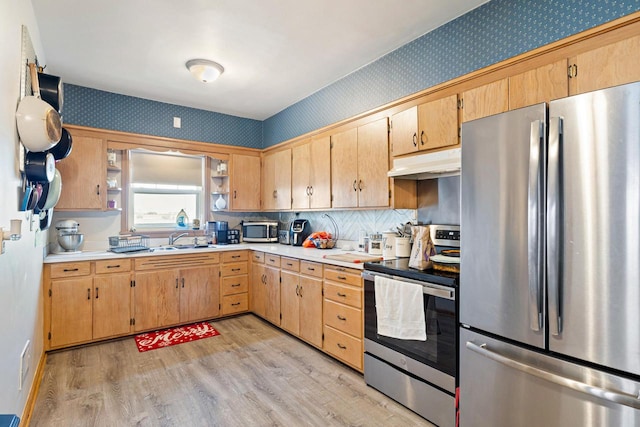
[374,275,426,341]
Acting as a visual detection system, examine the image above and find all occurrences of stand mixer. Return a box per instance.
[55,220,84,253]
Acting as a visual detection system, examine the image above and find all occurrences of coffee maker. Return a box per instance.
[290,219,311,246]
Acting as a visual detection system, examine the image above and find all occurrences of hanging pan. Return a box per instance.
[16,63,62,152]
[41,169,62,210]
[24,151,55,183]
[37,66,63,113]
[47,127,72,161]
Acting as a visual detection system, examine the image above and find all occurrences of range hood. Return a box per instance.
[388,147,461,180]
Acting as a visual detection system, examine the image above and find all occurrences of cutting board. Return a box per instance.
[323,253,383,264]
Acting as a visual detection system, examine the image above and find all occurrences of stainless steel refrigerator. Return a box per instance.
[459,81,640,426]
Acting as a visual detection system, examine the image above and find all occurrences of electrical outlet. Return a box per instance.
[19,340,31,391]
[173,117,181,128]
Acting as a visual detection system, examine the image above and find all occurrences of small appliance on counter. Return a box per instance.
[290,219,311,246]
[278,229,290,245]
[242,221,278,243]
[227,229,240,244]
[215,221,228,245]
[55,220,84,253]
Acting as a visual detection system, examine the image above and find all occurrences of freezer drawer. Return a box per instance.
[459,328,640,427]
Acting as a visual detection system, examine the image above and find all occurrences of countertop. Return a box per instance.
[44,243,373,270]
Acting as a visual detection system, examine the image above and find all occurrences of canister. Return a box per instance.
[382,231,396,259]
[395,236,411,258]
[368,233,383,256]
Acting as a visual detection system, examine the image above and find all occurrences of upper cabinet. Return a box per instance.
[331,118,390,208]
[55,134,106,210]
[460,78,509,123]
[509,59,569,110]
[291,136,331,210]
[391,94,459,157]
[230,153,261,211]
[570,34,640,95]
[262,149,292,210]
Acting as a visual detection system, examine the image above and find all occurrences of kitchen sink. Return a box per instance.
[174,244,214,250]
[149,246,178,252]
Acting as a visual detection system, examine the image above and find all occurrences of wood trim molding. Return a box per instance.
[20,350,47,427]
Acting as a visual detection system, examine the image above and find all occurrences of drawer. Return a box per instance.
[265,254,281,267]
[135,253,219,270]
[222,293,249,315]
[324,282,362,309]
[300,261,323,278]
[220,262,248,277]
[221,275,249,296]
[280,257,299,272]
[324,268,361,288]
[49,262,91,278]
[95,259,131,274]
[252,251,265,263]
[223,250,248,263]
[323,325,363,370]
[323,299,362,338]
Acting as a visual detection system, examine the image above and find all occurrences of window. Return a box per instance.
[127,149,205,230]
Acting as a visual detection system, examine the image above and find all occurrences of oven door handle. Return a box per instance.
[422,286,454,299]
[363,271,455,300]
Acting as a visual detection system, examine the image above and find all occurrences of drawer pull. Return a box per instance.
[106,264,120,269]
[232,255,241,259]
[232,268,241,272]
[269,258,276,262]
[337,292,347,297]
[231,302,241,306]
[286,263,293,266]
[337,275,347,280]
[87,288,91,300]
[231,283,241,287]
[337,343,347,350]
[64,268,79,272]
[307,267,315,271]
[337,315,347,321]
[336,267,346,272]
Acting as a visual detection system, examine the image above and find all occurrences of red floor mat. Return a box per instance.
[134,321,220,352]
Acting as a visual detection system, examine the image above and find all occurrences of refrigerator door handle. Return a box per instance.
[466,341,640,409]
[528,120,544,331]
[547,117,562,336]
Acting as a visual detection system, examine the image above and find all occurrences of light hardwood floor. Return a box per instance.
[30,314,435,426]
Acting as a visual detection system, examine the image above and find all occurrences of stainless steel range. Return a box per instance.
[363,225,459,427]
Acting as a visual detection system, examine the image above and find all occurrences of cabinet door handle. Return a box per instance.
[299,286,303,297]
[337,343,347,350]
[337,315,346,321]
[87,288,91,300]
[273,190,277,199]
[176,278,179,289]
[358,180,363,191]
[420,130,426,145]
[64,268,79,272]
[412,132,417,147]
[353,180,357,191]
[309,186,313,196]
[182,277,185,288]
[95,287,99,299]
[337,292,347,298]
[234,190,237,199]
[96,184,100,195]
[295,285,300,296]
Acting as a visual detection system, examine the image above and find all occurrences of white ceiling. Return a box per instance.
[31,0,487,120]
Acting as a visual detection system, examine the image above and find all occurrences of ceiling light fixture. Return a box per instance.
[186,59,224,83]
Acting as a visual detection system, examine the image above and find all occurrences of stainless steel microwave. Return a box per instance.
[241,221,278,242]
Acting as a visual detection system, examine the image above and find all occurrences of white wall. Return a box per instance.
[0,0,48,417]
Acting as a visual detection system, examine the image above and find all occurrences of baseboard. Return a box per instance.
[20,350,46,427]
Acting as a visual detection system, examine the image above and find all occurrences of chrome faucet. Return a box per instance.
[169,232,189,245]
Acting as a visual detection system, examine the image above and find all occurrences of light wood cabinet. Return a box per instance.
[262,149,292,210]
[298,272,323,347]
[460,78,509,123]
[55,135,106,210]
[133,269,180,331]
[509,59,569,110]
[291,136,331,210]
[570,34,640,95]
[230,153,261,211]
[179,266,220,322]
[264,263,281,325]
[251,251,266,318]
[323,264,363,371]
[331,117,390,208]
[280,270,300,335]
[391,94,459,157]
[221,250,249,315]
[46,260,132,349]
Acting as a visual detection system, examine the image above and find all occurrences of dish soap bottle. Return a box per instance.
[176,208,189,229]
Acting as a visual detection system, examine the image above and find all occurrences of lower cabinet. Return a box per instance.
[281,259,323,348]
[46,260,132,349]
[133,253,221,332]
[220,251,249,315]
[264,255,281,326]
[323,265,364,371]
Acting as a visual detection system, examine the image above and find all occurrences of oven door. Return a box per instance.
[363,270,457,393]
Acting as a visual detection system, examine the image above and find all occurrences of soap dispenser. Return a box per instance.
[176,209,189,228]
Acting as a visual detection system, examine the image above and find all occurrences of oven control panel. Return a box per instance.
[430,224,460,247]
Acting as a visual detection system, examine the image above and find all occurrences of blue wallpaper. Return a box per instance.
[62,0,640,149]
[64,84,263,148]
[263,0,640,147]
